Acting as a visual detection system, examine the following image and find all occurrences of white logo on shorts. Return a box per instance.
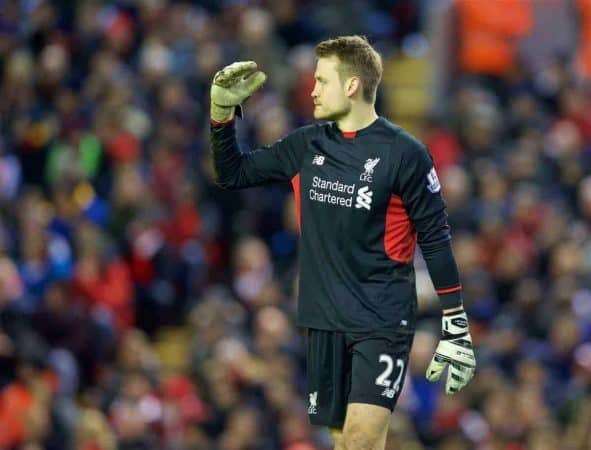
[381,387,397,398]
[308,391,318,414]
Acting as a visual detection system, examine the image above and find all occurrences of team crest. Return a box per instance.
[360,157,380,182]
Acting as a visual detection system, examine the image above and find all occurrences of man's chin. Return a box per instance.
[314,105,349,121]
[314,109,336,121]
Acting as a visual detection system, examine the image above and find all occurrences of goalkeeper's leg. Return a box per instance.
[341,403,390,450]
[330,429,344,450]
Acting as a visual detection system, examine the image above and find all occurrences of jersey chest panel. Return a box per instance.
[299,139,394,237]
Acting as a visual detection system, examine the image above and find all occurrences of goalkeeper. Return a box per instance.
[209,35,476,450]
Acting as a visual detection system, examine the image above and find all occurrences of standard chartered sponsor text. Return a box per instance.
[312,176,355,193]
[309,176,355,207]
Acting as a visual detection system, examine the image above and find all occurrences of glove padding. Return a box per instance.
[210,61,267,122]
[426,310,476,394]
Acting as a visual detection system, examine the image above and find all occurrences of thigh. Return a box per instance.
[348,332,412,411]
[342,403,390,450]
[306,328,351,429]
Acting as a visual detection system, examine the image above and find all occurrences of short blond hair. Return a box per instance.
[315,35,383,103]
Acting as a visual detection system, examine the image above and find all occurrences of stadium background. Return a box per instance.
[0,0,590,449]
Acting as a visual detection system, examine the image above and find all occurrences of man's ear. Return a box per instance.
[345,77,361,98]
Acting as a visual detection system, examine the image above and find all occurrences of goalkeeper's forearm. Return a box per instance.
[419,234,463,311]
[209,120,246,190]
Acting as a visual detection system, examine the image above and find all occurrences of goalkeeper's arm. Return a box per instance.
[420,235,476,394]
[209,61,306,189]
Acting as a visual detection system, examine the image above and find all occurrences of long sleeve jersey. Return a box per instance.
[210,117,462,334]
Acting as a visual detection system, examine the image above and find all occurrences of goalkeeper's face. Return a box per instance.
[311,56,353,121]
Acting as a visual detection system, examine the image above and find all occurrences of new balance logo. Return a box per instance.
[308,391,318,414]
[355,186,373,210]
[312,155,325,165]
[381,387,397,398]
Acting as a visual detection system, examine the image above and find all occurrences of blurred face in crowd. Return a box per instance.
[311,56,356,121]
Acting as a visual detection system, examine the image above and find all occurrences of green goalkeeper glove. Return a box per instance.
[210,61,267,123]
[426,309,476,394]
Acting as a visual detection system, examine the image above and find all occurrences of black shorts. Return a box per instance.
[306,328,413,429]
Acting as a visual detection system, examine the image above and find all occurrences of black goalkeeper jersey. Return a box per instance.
[211,117,461,334]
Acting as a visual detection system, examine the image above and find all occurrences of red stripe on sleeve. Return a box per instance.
[436,285,462,295]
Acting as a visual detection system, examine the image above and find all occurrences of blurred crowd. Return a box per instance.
[0,0,590,449]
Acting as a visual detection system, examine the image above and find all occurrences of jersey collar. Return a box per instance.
[333,117,383,139]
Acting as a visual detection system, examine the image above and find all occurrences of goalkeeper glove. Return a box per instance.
[426,309,476,394]
[210,61,267,123]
